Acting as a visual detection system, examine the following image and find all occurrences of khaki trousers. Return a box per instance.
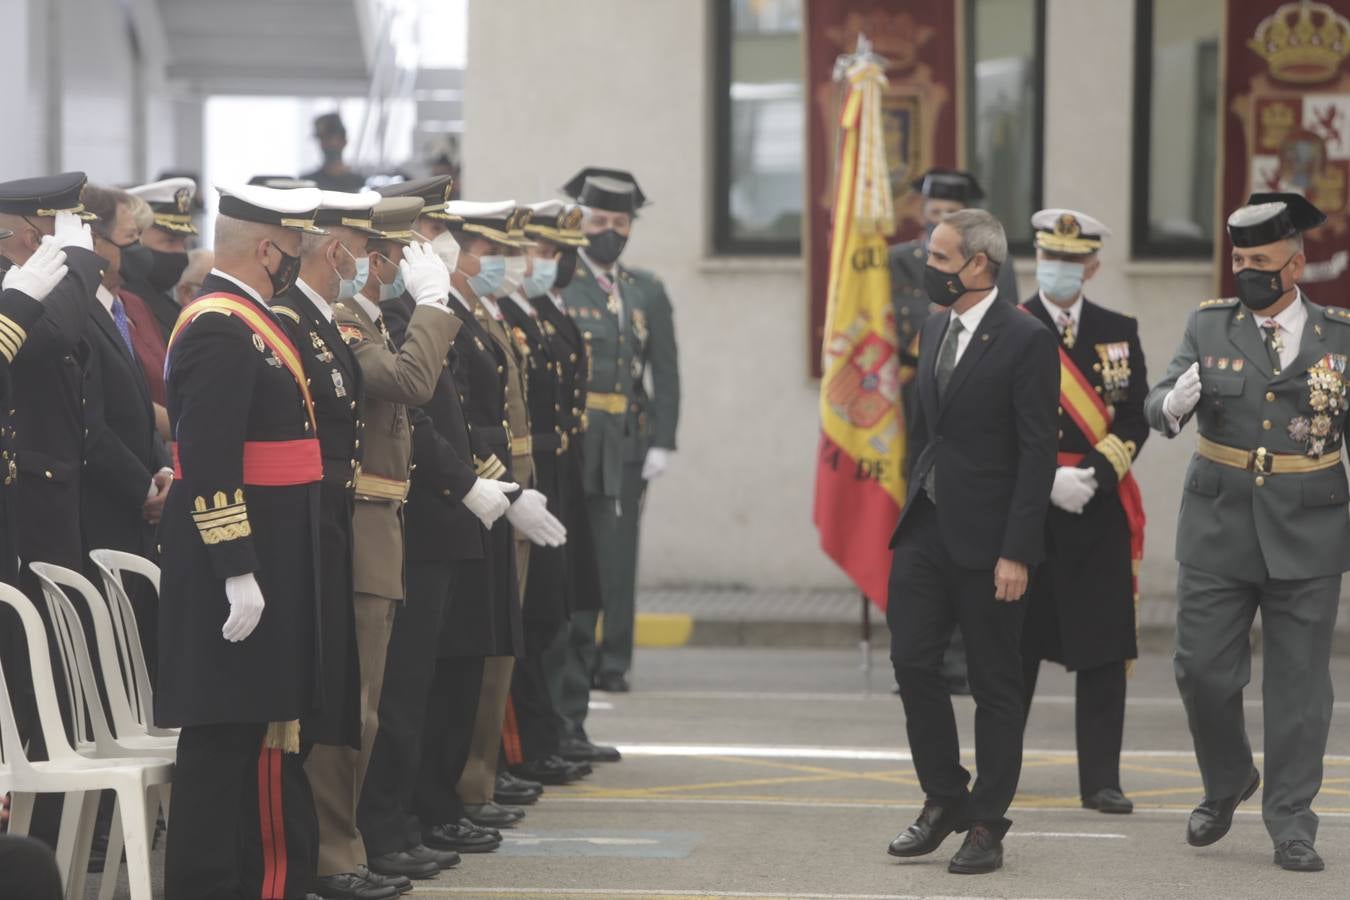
[455,539,530,805]
[303,594,397,875]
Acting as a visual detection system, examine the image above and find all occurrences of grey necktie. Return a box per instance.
[1260,319,1283,373]
[924,317,965,502]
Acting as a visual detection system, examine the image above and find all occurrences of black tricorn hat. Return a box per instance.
[909,168,984,204]
[561,166,648,211]
[1227,191,1327,248]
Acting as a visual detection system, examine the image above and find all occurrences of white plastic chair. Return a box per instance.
[0,581,172,900]
[29,562,176,899]
[88,550,173,738]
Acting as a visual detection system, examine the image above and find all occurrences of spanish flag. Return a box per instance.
[813,56,903,610]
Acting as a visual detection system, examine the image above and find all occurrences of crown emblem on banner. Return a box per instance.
[1248,0,1350,84]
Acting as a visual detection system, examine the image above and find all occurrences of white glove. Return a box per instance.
[2,237,67,301]
[642,447,670,481]
[430,230,460,274]
[222,573,265,642]
[462,477,520,528]
[52,210,92,251]
[1163,362,1202,421]
[400,241,451,306]
[505,488,567,547]
[1050,466,1098,514]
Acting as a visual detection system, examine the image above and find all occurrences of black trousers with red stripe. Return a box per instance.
[506,623,565,765]
[166,723,317,900]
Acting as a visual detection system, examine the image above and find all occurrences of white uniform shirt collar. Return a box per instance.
[1256,289,1307,336]
[296,278,334,322]
[448,285,473,313]
[951,286,999,335]
[1041,293,1083,333]
[548,288,566,313]
[95,284,116,315]
[209,268,265,306]
[355,294,382,324]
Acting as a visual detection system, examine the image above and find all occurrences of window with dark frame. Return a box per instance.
[711,0,1045,257]
[1132,0,1223,259]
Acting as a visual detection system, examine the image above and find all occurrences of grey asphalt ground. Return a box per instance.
[91,644,1350,899]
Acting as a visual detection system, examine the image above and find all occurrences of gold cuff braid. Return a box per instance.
[1094,434,1134,481]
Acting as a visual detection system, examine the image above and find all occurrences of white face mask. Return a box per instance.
[430,230,460,274]
[498,255,527,298]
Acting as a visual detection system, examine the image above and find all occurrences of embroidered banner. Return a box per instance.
[806,0,962,376]
[1220,0,1350,304]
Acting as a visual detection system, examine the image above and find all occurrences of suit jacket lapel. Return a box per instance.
[94,302,137,368]
[938,298,1006,417]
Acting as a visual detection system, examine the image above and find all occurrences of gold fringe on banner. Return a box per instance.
[846,58,895,238]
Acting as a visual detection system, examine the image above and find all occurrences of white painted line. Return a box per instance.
[610,743,1350,763]
[546,796,1350,820]
[623,690,1350,711]
[587,700,615,711]
[1008,831,1127,839]
[427,889,1093,899]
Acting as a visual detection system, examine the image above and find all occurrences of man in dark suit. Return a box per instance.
[78,186,172,563]
[885,209,1059,875]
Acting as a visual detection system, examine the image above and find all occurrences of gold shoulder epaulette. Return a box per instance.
[1324,306,1350,322]
[1198,298,1237,310]
[272,305,301,324]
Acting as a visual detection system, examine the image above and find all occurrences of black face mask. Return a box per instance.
[265,243,302,297]
[555,250,578,289]
[119,243,153,282]
[586,229,628,266]
[1235,257,1293,311]
[322,145,344,165]
[146,248,190,292]
[923,256,979,308]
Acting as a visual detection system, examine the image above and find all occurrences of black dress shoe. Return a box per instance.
[499,770,544,793]
[592,671,630,692]
[406,843,460,870]
[948,823,1003,874]
[1187,768,1260,847]
[1082,787,1134,814]
[887,801,968,858]
[311,872,399,900]
[464,800,526,829]
[1274,840,1324,872]
[558,755,593,778]
[365,850,440,880]
[494,772,542,806]
[356,865,412,895]
[559,736,622,763]
[512,756,582,785]
[424,820,502,853]
[462,816,501,839]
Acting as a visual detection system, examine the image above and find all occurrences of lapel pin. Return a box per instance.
[1316,324,1324,337]
[981,333,989,342]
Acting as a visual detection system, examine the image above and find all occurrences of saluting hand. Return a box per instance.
[52,210,93,251]
[2,236,68,302]
[993,558,1028,602]
[401,240,451,306]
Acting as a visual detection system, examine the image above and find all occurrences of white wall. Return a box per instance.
[461,0,1219,598]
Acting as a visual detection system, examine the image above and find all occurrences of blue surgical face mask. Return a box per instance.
[335,244,365,301]
[375,252,405,302]
[1035,259,1086,303]
[522,258,558,298]
[467,254,507,299]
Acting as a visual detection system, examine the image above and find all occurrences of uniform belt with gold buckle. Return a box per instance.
[1195,435,1341,475]
[352,469,411,501]
[586,392,628,414]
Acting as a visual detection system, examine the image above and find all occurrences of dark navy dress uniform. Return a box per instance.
[272,281,363,751]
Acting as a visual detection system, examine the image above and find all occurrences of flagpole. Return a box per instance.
[860,594,872,694]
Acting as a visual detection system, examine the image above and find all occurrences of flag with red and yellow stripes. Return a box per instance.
[812,56,903,610]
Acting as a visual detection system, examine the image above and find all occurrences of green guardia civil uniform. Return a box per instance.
[1146,287,1350,847]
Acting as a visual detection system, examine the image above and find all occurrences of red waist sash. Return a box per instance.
[172,439,322,486]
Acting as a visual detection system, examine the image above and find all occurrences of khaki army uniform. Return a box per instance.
[302,295,459,876]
